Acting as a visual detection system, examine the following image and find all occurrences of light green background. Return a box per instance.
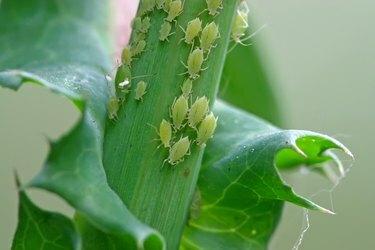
[0,0,373,249]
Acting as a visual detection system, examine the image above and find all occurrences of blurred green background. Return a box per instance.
[0,0,373,249]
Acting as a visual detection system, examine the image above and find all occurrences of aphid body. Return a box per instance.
[107,78,119,120]
[182,18,202,44]
[196,112,217,146]
[206,0,223,16]
[181,78,193,97]
[158,119,172,148]
[159,22,173,41]
[165,0,183,22]
[133,32,146,44]
[140,0,156,15]
[132,17,143,32]
[140,17,151,34]
[188,96,209,128]
[108,97,119,120]
[171,95,189,130]
[121,46,132,66]
[200,22,220,52]
[134,81,148,101]
[115,65,131,86]
[131,40,146,56]
[166,136,190,165]
[231,4,249,43]
[186,48,204,79]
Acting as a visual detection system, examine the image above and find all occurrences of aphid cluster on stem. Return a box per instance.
[151,0,224,166]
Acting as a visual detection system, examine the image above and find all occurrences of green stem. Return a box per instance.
[104,1,238,248]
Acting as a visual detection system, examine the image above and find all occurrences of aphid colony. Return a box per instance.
[152,0,224,166]
[156,94,218,166]
[108,0,254,167]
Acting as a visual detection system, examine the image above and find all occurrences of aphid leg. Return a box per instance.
[179,61,189,76]
[161,158,168,169]
[189,41,195,53]
[197,8,207,16]
[226,42,239,55]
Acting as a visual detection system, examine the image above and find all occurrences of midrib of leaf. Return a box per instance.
[103,1,239,248]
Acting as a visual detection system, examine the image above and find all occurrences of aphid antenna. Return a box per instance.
[132,73,155,80]
[240,23,268,43]
[197,8,207,17]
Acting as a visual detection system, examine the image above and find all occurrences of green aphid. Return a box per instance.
[188,96,209,128]
[181,78,193,97]
[200,22,220,52]
[165,0,183,22]
[158,119,172,148]
[114,64,132,100]
[134,81,148,101]
[196,112,218,147]
[132,17,143,32]
[121,46,132,66]
[184,48,204,79]
[165,136,191,166]
[159,22,173,41]
[131,40,147,56]
[181,18,202,44]
[140,17,151,33]
[206,0,223,16]
[140,0,156,15]
[171,94,189,130]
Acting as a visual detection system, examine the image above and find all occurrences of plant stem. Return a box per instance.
[104,1,239,248]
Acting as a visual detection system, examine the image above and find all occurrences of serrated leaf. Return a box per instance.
[181,101,351,249]
[12,181,80,250]
[0,0,164,249]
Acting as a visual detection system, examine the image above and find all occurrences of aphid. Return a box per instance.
[115,64,131,87]
[180,18,202,44]
[140,0,156,15]
[107,97,119,120]
[165,0,183,22]
[183,48,205,79]
[166,136,191,166]
[106,78,119,120]
[171,94,189,130]
[188,96,209,128]
[159,22,173,41]
[200,22,220,52]
[163,0,172,11]
[158,119,172,148]
[140,17,151,34]
[231,2,249,44]
[121,46,132,66]
[114,65,132,101]
[181,78,193,97]
[196,112,217,147]
[134,81,148,101]
[133,32,146,44]
[132,17,143,32]
[206,0,223,16]
[156,0,166,9]
[131,40,147,56]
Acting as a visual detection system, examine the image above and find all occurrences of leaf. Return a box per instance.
[220,35,282,125]
[181,101,352,249]
[12,178,80,250]
[0,0,164,248]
